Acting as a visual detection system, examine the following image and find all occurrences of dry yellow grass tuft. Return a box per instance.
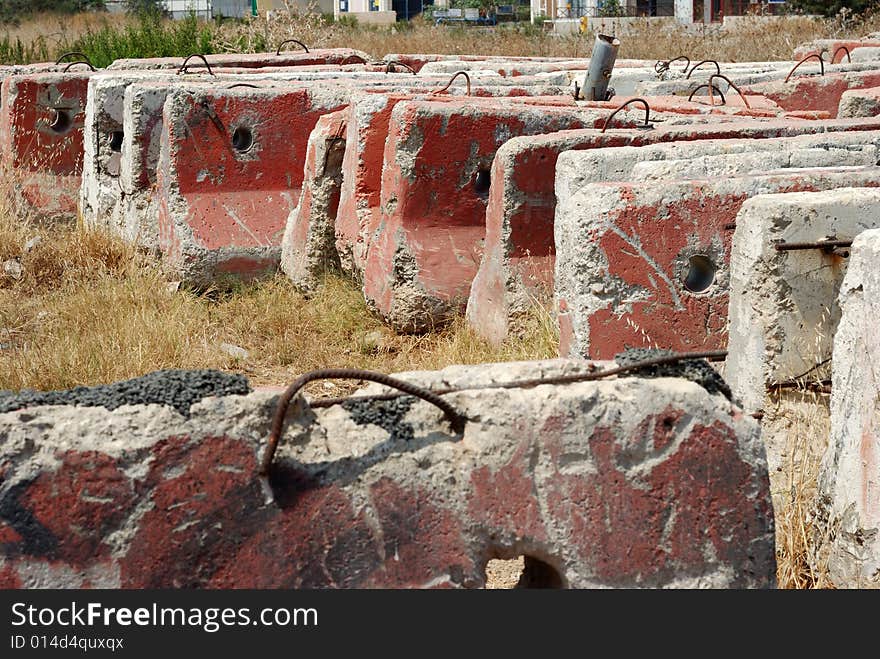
[0,199,557,395]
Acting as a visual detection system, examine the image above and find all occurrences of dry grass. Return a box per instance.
[5,8,880,67]
[764,391,835,589]
[215,10,880,63]
[0,203,557,395]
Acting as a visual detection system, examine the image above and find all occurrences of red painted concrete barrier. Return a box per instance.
[334,91,574,280]
[467,118,880,344]
[0,360,775,588]
[0,71,93,222]
[747,69,880,117]
[554,166,880,359]
[794,39,880,63]
[358,99,636,332]
[156,84,349,285]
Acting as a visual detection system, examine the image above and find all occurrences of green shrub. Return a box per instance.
[67,13,215,68]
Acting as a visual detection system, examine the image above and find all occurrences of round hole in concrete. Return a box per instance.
[484,555,563,589]
[473,168,491,198]
[108,130,124,153]
[684,254,716,293]
[48,108,72,134]
[231,126,254,153]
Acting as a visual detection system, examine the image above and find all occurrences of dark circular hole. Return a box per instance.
[231,126,254,153]
[108,130,123,153]
[473,168,491,198]
[48,108,72,134]
[684,255,716,294]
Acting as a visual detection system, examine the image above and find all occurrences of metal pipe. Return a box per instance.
[579,33,620,101]
[773,239,852,251]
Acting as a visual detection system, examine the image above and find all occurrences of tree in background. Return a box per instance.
[785,0,875,16]
[597,0,625,18]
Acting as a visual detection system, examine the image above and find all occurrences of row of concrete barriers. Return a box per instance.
[2,36,880,587]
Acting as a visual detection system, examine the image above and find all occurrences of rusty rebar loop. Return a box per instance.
[55,51,94,67]
[685,59,721,80]
[260,350,727,475]
[832,45,852,64]
[61,60,96,73]
[431,70,472,96]
[785,53,824,83]
[309,350,730,412]
[655,55,690,74]
[276,38,309,55]
[600,98,652,133]
[259,369,468,476]
[773,238,852,251]
[687,83,727,106]
[384,60,416,75]
[340,54,367,65]
[178,54,215,76]
[708,74,751,109]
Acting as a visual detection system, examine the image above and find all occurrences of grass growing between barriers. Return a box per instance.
[0,203,557,396]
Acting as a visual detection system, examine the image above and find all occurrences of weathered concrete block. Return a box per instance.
[333,91,574,281]
[0,361,774,588]
[838,86,880,118]
[0,72,93,222]
[726,188,880,414]
[554,165,880,360]
[816,229,880,588]
[106,49,372,71]
[361,100,617,332]
[470,124,880,345]
[280,109,347,292]
[794,39,880,62]
[156,85,349,285]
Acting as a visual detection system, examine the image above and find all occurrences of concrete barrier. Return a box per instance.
[361,99,621,332]
[0,360,774,588]
[816,229,880,589]
[0,71,93,222]
[747,69,880,118]
[280,109,347,292]
[468,123,880,345]
[156,84,349,286]
[726,188,880,415]
[838,86,880,118]
[554,165,880,360]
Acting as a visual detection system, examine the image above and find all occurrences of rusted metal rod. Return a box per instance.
[785,53,824,83]
[178,54,215,76]
[773,239,852,251]
[259,368,467,477]
[340,54,367,65]
[384,60,416,75]
[688,83,726,106]
[768,380,832,394]
[655,55,690,74]
[55,51,94,67]
[600,98,652,132]
[685,59,721,79]
[62,60,96,72]
[276,39,309,55]
[832,45,851,64]
[431,71,471,96]
[709,74,751,109]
